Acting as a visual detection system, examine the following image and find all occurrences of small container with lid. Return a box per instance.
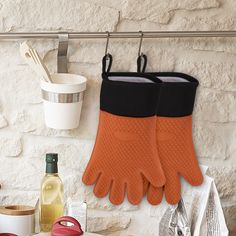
[0,205,35,235]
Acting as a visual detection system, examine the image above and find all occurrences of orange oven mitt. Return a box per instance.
[147,72,203,205]
[82,67,165,205]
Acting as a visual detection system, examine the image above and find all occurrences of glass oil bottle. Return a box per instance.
[39,153,64,232]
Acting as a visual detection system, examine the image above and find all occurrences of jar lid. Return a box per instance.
[0,234,17,236]
[46,153,58,163]
[52,216,83,236]
[0,205,35,216]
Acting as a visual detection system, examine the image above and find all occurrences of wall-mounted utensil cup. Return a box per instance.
[0,205,35,235]
[41,73,87,130]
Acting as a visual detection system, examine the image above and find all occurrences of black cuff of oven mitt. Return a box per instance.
[101,72,162,117]
[153,72,199,117]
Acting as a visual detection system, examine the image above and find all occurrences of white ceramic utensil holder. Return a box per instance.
[41,73,87,130]
[0,205,35,235]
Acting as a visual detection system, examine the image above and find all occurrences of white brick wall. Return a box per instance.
[0,0,235,235]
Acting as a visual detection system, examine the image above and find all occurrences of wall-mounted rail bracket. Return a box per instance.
[57,32,69,73]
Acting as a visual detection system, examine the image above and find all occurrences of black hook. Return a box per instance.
[102,31,112,74]
[137,54,147,73]
[102,53,112,74]
[137,31,147,73]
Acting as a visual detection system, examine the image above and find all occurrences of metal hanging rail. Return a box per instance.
[0,31,236,39]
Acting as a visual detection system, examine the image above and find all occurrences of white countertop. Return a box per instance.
[1,231,102,236]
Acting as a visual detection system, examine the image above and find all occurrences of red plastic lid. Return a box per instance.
[51,216,83,236]
[0,234,17,236]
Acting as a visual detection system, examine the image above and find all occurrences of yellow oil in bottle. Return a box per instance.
[39,153,64,232]
[40,204,64,231]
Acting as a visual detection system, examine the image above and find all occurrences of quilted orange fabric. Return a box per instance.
[83,111,165,205]
[147,115,203,205]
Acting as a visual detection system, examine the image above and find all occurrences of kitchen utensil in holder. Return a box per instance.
[0,205,35,235]
[41,73,87,130]
[41,32,87,130]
